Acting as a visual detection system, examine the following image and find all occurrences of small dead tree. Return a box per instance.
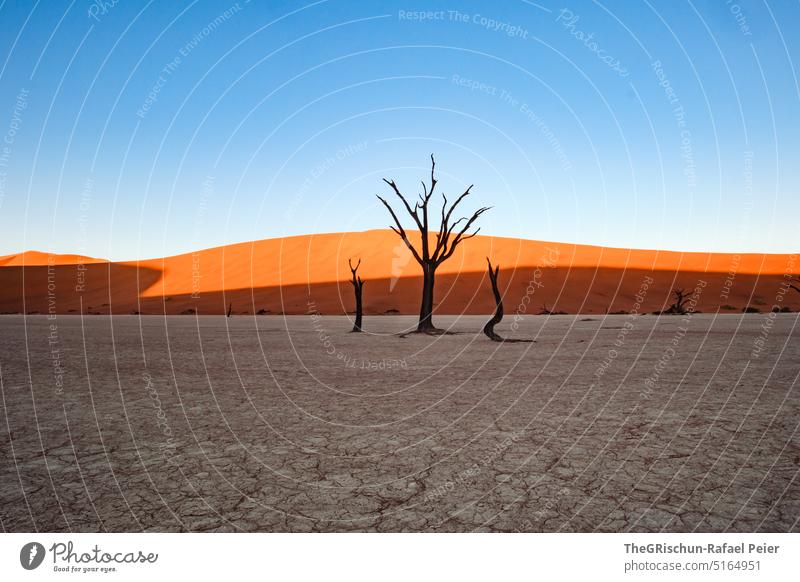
[482,258,534,343]
[377,155,490,333]
[483,258,504,341]
[226,302,233,317]
[667,288,690,315]
[348,258,365,332]
[789,276,800,294]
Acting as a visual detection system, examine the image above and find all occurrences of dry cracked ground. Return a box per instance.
[1,313,798,532]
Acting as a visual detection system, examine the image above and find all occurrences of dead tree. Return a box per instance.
[482,258,534,343]
[789,276,800,294]
[348,258,365,332]
[377,155,490,333]
[226,302,233,317]
[483,258,504,341]
[667,288,690,315]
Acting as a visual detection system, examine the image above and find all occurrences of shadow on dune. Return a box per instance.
[0,262,163,315]
[2,262,793,317]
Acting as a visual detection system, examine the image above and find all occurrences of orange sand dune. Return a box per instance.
[0,250,105,267]
[0,230,797,316]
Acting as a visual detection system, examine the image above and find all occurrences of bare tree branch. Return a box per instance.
[382,178,423,231]
[376,194,423,264]
[436,206,492,265]
[442,186,473,228]
[348,258,363,286]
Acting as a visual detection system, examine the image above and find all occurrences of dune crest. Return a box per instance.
[0,250,105,267]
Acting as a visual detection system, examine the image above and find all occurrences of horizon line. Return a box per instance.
[2,228,798,265]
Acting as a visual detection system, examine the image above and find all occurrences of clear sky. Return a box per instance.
[0,0,798,260]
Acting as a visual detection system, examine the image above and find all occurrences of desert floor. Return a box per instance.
[1,314,798,532]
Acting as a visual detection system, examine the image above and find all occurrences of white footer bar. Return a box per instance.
[2,533,797,581]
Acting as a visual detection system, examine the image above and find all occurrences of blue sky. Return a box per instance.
[0,0,797,260]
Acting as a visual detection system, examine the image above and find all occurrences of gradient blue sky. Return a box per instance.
[0,0,798,260]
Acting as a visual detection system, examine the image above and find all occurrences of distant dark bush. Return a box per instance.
[256,308,270,315]
[720,304,737,311]
[742,306,760,313]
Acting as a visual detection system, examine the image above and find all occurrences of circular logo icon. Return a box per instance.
[20,542,45,570]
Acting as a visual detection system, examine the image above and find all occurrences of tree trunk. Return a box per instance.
[348,258,365,332]
[417,263,437,332]
[483,260,504,341]
[352,286,363,332]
